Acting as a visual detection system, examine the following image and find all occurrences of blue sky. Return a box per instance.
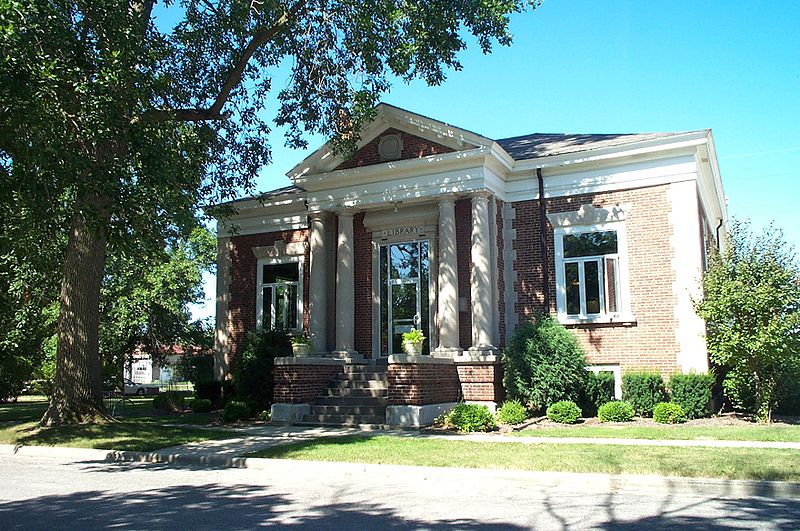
[191,0,800,319]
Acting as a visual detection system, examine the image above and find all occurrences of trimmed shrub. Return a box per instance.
[653,402,687,424]
[598,400,634,422]
[669,372,713,419]
[546,400,582,424]
[444,403,496,433]
[177,351,214,385]
[496,399,528,425]
[777,370,800,416]
[622,371,666,417]
[502,315,588,412]
[222,400,252,422]
[580,370,615,417]
[153,391,185,412]
[195,380,222,402]
[189,397,214,413]
[232,329,292,411]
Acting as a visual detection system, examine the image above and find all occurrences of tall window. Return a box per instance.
[257,261,301,331]
[555,225,629,322]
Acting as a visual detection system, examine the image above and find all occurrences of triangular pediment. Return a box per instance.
[287,103,493,179]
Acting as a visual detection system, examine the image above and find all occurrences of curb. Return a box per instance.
[2,443,799,499]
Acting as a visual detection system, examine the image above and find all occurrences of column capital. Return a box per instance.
[308,210,330,222]
[334,208,356,218]
[438,194,457,207]
[471,191,493,204]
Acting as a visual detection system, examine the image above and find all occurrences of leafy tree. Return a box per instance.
[1,0,539,424]
[100,225,215,380]
[695,221,800,422]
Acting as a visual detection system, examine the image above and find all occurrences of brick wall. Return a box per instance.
[353,213,373,357]
[512,184,682,377]
[457,364,504,402]
[496,198,506,347]
[337,128,454,170]
[388,363,460,405]
[228,229,309,369]
[455,198,472,349]
[273,364,344,404]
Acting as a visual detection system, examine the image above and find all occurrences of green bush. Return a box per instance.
[597,400,634,422]
[232,329,292,411]
[622,371,666,417]
[195,381,222,402]
[580,370,615,417]
[669,372,713,419]
[777,369,800,416]
[222,400,252,422]
[444,403,496,432]
[502,315,588,412]
[189,397,214,413]
[653,402,687,424]
[177,351,214,385]
[153,391,185,412]
[496,399,528,425]
[546,400,582,424]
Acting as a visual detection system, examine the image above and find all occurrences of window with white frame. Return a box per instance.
[554,223,631,323]
[256,259,302,331]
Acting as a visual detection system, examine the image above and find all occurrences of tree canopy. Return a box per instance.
[695,221,800,422]
[0,0,538,423]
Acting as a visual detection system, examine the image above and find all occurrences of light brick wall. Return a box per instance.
[388,363,460,405]
[457,363,504,402]
[273,364,343,403]
[512,184,684,378]
[228,230,309,369]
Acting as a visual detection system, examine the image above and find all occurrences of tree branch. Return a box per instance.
[138,0,308,125]
[208,0,308,116]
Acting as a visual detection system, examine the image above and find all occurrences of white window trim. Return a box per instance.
[587,364,622,399]
[255,255,305,332]
[554,221,636,325]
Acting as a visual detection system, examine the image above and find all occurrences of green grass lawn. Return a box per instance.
[252,434,800,482]
[0,396,234,451]
[512,423,800,443]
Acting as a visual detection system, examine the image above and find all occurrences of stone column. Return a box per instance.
[470,193,497,354]
[308,211,328,354]
[435,196,461,357]
[334,210,357,356]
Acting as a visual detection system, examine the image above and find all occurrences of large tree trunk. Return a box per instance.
[41,193,112,425]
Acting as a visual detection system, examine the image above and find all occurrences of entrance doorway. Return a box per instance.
[379,240,431,356]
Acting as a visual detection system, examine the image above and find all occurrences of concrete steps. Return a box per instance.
[300,364,389,427]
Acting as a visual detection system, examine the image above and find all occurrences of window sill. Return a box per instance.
[558,314,637,326]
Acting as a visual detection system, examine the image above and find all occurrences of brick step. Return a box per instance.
[301,414,386,425]
[334,373,388,383]
[330,380,388,390]
[309,405,387,416]
[314,396,389,407]
[325,387,387,398]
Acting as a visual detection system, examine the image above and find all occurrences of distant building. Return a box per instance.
[212,104,727,426]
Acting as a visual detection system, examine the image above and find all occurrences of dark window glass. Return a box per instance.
[390,242,419,279]
[584,261,600,314]
[261,286,273,328]
[380,246,388,354]
[263,263,299,283]
[564,231,618,258]
[565,263,580,315]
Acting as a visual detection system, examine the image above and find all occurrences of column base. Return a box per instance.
[433,347,463,358]
[327,350,364,363]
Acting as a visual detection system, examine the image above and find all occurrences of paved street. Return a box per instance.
[1,454,798,530]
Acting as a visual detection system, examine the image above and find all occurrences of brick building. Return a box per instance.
[213,104,727,426]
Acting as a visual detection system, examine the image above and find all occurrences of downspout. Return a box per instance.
[715,218,724,250]
[537,168,550,313]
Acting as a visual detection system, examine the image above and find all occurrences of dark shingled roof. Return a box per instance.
[495,132,691,161]
[228,184,305,204]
